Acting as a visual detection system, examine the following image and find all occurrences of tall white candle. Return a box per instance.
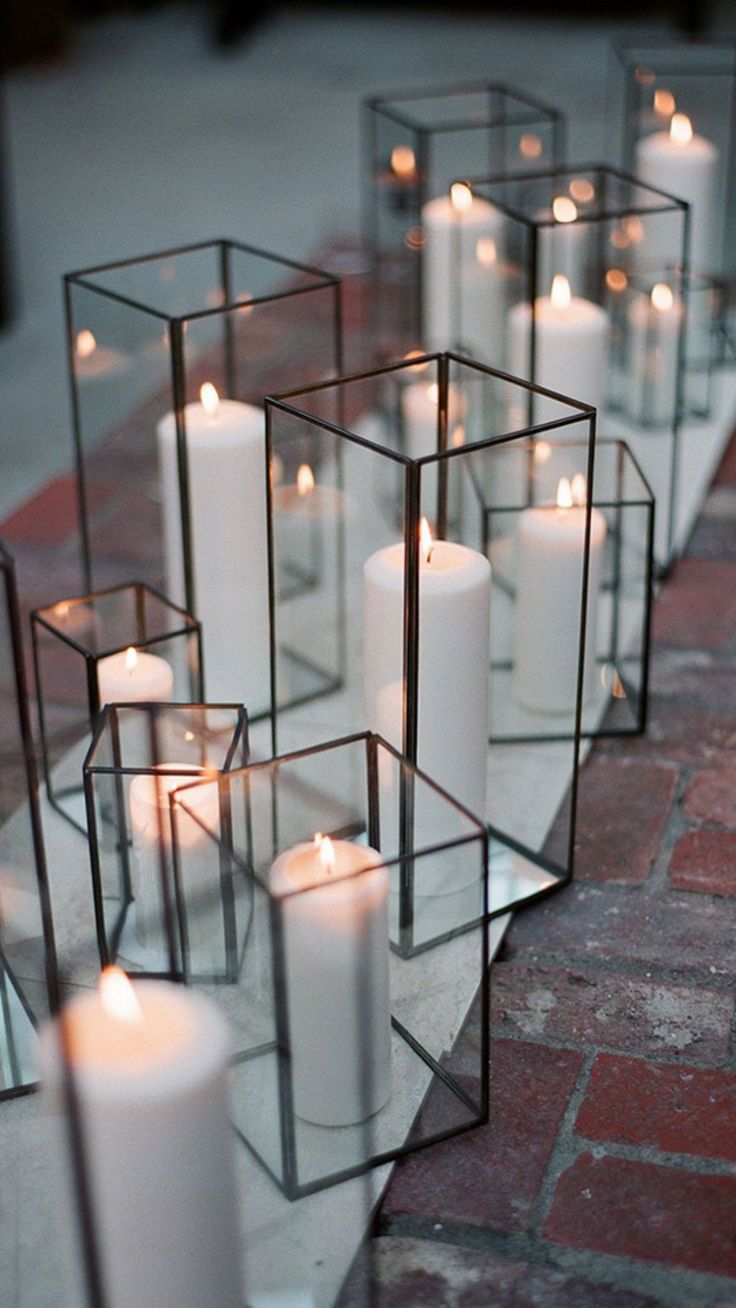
[627,282,683,427]
[270,834,391,1127]
[422,183,502,358]
[39,969,243,1308]
[97,645,173,707]
[363,522,491,844]
[508,274,610,426]
[157,383,270,710]
[636,112,718,277]
[513,476,607,713]
[537,194,587,296]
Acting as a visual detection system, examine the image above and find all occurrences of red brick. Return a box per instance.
[669,828,736,897]
[575,1054,736,1162]
[649,649,736,716]
[492,961,732,1062]
[715,431,736,486]
[505,881,736,981]
[575,756,678,884]
[0,474,113,547]
[652,558,736,649]
[598,700,736,766]
[684,768,736,827]
[382,1040,581,1231]
[545,1153,736,1278]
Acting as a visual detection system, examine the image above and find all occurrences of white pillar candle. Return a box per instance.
[422,183,502,359]
[513,476,607,713]
[157,383,270,710]
[39,969,243,1308]
[270,834,391,1127]
[627,282,683,427]
[97,645,173,707]
[128,766,220,958]
[636,113,718,277]
[507,274,610,427]
[363,522,491,840]
[537,194,587,297]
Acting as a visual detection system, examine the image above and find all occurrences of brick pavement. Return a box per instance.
[369,435,736,1305]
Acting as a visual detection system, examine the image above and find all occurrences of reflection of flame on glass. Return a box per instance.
[476,237,497,268]
[651,283,674,313]
[100,966,144,1025]
[426,382,439,405]
[391,145,416,178]
[404,225,424,250]
[552,196,578,224]
[635,65,656,86]
[200,382,220,416]
[314,832,336,875]
[237,291,254,316]
[125,646,138,675]
[54,601,70,620]
[612,669,627,699]
[452,424,465,448]
[404,349,429,373]
[556,477,573,510]
[420,516,434,564]
[571,472,587,506]
[606,268,628,293]
[624,215,644,244]
[550,274,571,310]
[534,440,552,465]
[519,133,542,160]
[670,113,693,146]
[654,88,676,118]
[570,178,594,204]
[76,329,97,359]
[297,464,315,498]
[450,182,473,214]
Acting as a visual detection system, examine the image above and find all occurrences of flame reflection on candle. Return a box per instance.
[200,382,220,416]
[99,966,144,1024]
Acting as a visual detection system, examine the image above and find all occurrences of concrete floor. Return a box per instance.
[2,2,719,522]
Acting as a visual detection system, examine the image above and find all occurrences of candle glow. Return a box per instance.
[556,477,574,510]
[569,178,595,204]
[420,516,434,564]
[654,88,676,118]
[297,464,315,498]
[670,113,693,146]
[76,329,97,359]
[200,382,220,417]
[552,196,578,224]
[476,236,497,267]
[314,832,336,876]
[125,646,138,675]
[571,472,587,506]
[651,282,674,313]
[450,182,473,214]
[99,966,144,1025]
[520,133,543,159]
[551,274,572,310]
[391,144,416,179]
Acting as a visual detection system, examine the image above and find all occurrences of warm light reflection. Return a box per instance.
[426,382,439,405]
[404,349,429,373]
[624,216,644,244]
[420,516,434,564]
[654,88,676,118]
[404,225,425,250]
[54,601,71,620]
[571,472,587,506]
[476,236,497,267]
[556,477,573,510]
[297,464,315,498]
[452,424,465,448]
[570,178,595,204]
[534,440,552,465]
[450,182,473,214]
[612,669,627,700]
[99,966,144,1025]
[125,646,138,675]
[200,382,220,416]
[651,283,674,313]
[76,329,96,359]
[391,144,416,178]
[519,133,543,160]
[550,274,572,310]
[552,196,578,224]
[606,268,628,293]
[671,113,693,146]
[314,833,336,875]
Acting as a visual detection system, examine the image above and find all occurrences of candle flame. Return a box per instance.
[99,966,144,1025]
[76,329,96,359]
[519,133,542,160]
[550,274,571,310]
[391,144,416,179]
[450,182,473,214]
[552,195,578,224]
[654,88,676,118]
[297,464,315,498]
[670,113,693,146]
[314,832,336,875]
[476,236,497,268]
[200,382,220,416]
[651,283,674,313]
[420,516,434,564]
[571,472,587,506]
[556,477,574,510]
[125,646,138,674]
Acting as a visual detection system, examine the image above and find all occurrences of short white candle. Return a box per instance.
[508,274,610,426]
[270,834,391,1127]
[39,969,243,1308]
[363,521,491,839]
[627,282,683,427]
[513,475,607,713]
[422,183,502,357]
[97,645,174,707]
[636,112,718,277]
[157,383,270,710]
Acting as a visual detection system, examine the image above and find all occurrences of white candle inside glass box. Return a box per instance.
[627,282,684,427]
[507,274,609,426]
[513,475,607,714]
[421,183,503,359]
[636,113,718,277]
[270,833,392,1128]
[39,968,243,1308]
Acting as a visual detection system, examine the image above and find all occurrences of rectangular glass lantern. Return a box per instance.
[0,542,58,1099]
[170,732,490,1198]
[362,83,565,360]
[262,354,596,924]
[83,702,249,982]
[32,581,202,833]
[65,239,342,715]
[459,165,689,569]
[482,438,654,741]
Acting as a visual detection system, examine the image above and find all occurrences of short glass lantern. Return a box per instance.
[0,541,58,1098]
[459,165,693,568]
[362,83,565,360]
[170,731,490,1198]
[64,239,342,714]
[83,702,249,981]
[262,354,597,927]
[32,581,202,833]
